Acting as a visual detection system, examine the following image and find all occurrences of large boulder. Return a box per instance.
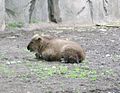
[0,0,5,31]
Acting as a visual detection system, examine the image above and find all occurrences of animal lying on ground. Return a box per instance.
[27,34,85,63]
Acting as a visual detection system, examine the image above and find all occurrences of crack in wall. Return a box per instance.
[87,0,94,23]
[103,0,108,16]
[5,8,16,17]
[48,0,61,23]
[29,0,36,23]
[77,6,85,15]
[5,0,16,18]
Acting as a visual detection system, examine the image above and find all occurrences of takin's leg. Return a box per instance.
[41,49,60,61]
[61,48,81,63]
[35,53,42,59]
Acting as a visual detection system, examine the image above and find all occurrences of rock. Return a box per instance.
[48,0,61,23]
[0,0,120,30]
[59,0,93,24]
[0,0,5,31]
[30,0,49,23]
[5,0,49,24]
[59,0,120,24]
[5,0,31,23]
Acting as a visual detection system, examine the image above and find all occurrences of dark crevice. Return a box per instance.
[48,0,61,23]
[105,0,108,4]
[103,0,108,16]
[5,8,16,17]
[5,0,16,17]
[77,6,85,15]
[29,0,36,23]
[87,0,94,23]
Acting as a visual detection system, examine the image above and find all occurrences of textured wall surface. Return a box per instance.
[59,0,120,24]
[29,0,49,23]
[5,0,31,23]
[59,0,93,24]
[0,0,5,31]
[0,0,120,30]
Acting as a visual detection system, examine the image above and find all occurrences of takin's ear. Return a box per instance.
[32,34,42,41]
[37,37,42,41]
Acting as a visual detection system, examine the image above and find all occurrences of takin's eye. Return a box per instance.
[30,41,35,45]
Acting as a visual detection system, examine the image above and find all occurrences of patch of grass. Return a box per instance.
[0,53,5,60]
[65,65,97,81]
[0,64,15,76]
[26,62,68,79]
[7,22,24,29]
[101,69,113,76]
[30,19,40,23]
[18,73,31,81]
[25,60,114,81]
[25,62,97,80]
[112,54,120,61]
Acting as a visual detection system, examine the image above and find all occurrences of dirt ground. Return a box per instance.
[0,24,120,93]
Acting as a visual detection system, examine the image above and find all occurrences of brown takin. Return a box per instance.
[27,34,85,63]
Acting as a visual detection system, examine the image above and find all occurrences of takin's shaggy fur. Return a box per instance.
[27,34,85,63]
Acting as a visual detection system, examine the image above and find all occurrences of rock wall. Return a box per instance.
[5,0,49,23]
[0,0,5,31]
[59,0,93,24]
[0,0,120,30]
[59,0,120,24]
[5,0,31,23]
[29,0,49,23]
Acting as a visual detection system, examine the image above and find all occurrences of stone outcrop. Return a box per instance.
[59,0,93,24]
[59,0,120,24]
[5,0,31,23]
[0,0,120,30]
[5,0,48,23]
[0,0,5,31]
[29,0,49,23]
[48,0,61,23]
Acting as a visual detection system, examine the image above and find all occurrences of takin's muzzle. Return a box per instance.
[27,45,30,50]
[27,45,34,52]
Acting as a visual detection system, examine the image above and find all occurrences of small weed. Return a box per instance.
[0,64,15,76]
[26,63,68,79]
[112,54,120,61]
[0,53,5,60]
[101,69,113,76]
[82,59,89,64]
[57,66,68,74]
[18,73,31,81]
[65,66,97,80]
[7,22,24,29]
[31,19,39,23]
[88,70,97,81]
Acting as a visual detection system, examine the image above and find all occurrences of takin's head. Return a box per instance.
[27,34,42,52]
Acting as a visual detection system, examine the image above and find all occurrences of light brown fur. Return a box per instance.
[27,34,85,63]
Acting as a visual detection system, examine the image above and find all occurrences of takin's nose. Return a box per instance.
[27,45,30,50]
